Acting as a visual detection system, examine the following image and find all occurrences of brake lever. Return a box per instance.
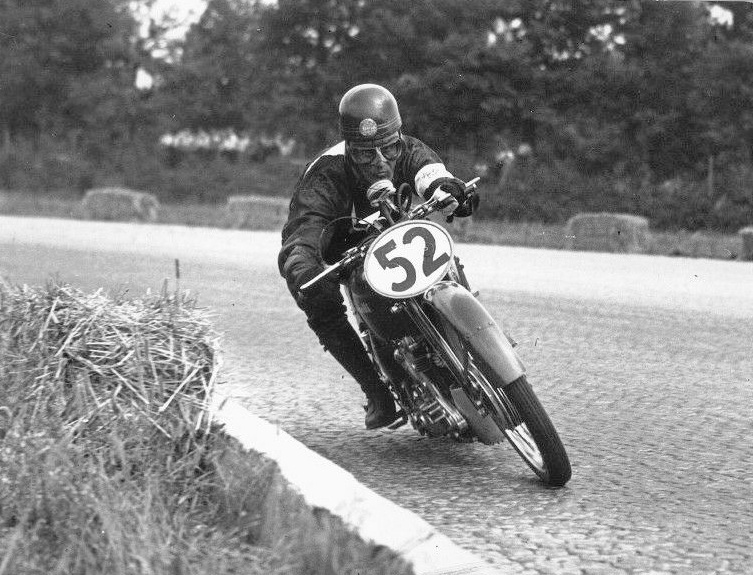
[299,263,340,292]
[299,245,365,291]
[465,177,481,191]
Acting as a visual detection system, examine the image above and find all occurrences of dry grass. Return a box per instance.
[449,218,742,260]
[0,280,297,575]
[0,190,84,219]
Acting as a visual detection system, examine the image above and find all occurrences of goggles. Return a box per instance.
[347,137,403,165]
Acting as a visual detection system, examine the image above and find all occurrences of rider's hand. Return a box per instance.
[429,188,459,217]
[427,176,470,217]
[436,176,467,202]
[293,265,338,308]
[452,191,479,218]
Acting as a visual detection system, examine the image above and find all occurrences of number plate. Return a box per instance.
[364,220,454,299]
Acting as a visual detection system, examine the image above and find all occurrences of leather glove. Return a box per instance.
[429,188,459,217]
[293,265,339,308]
[452,192,480,218]
[426,176,473,218]
[435,176,467,201]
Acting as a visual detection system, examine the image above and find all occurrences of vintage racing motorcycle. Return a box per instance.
[301,178,572,487]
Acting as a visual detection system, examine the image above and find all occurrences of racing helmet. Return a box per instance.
[338,84,402,148]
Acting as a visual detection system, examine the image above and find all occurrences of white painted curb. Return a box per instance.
[210,394,504,575]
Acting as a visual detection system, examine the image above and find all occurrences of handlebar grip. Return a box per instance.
[464,177,481,190]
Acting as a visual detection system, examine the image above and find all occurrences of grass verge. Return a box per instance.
[450,218,743,260]
[0,280,297,575]
[0,190,744,261]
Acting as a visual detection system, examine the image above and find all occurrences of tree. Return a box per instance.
[254,0,523,152]
[252,0,365,147]
[0,0,142,147]
[690,38,753,163]
[154,0,266,133]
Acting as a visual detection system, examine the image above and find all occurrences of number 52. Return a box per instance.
[372,227,451,292]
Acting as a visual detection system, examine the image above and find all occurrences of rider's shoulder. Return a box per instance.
[302,141,347,179]
[399,134,442,168]
[400,134,441,159]
[401,134,431,149]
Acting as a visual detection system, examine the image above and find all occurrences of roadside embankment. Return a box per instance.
[0,278,501,574]
[211,394,503,575]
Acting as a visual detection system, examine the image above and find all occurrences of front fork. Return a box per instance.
[399,298,504,441]
[400,299,468,387]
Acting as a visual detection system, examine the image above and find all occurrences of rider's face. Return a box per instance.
[346,134,403,185]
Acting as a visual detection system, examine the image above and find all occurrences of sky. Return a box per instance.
[152,0,207,25]
[131,0,207,41]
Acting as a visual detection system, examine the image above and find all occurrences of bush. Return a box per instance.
[2,136,751,231]
[478,158,628,223]
[634,178,714,231]
[103,147,301,204]
[476,155,753,232]
[0,143,95,193]
[0,138,302,205]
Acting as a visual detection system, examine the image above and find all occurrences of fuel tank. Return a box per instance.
[346,267,418,341]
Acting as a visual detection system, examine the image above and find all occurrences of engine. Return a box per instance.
[393,336,468,438]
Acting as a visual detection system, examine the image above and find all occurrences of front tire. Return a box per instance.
[495,375,572,487]
[424,301,571,486]
[452,339,571,486]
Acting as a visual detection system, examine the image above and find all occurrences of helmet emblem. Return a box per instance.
[359,118,378,138]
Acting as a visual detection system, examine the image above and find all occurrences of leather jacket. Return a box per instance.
[278,135,454,288]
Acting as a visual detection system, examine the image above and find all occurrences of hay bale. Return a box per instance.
[82,187,159,222]
[565,212,650,253]
[739,226,753,261]
[225,194,289,229]
[0,281,220,438]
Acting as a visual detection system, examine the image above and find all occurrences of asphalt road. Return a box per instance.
[1,216,751,574]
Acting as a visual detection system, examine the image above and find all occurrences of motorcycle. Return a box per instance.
[301,178,572,487]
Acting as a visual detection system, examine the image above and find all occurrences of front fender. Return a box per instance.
[423,281,525,385]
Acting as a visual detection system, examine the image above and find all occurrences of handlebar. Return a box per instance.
[299,176,480,292]
[299,243,368,291]
[410,177,480,220]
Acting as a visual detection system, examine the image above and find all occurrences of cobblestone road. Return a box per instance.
[1,218,751,574]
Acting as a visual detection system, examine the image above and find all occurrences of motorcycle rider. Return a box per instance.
[278,83,476,429]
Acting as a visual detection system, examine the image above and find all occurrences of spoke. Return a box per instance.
[436,321,550,477]
[506,424,545,471]
[467,362,547,474]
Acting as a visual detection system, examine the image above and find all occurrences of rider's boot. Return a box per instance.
[316,324,397,429]
[362,383,397,430]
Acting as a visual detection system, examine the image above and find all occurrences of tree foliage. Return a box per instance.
[154,0,264,133]
[2,0,753,230]
[0,0,142,146]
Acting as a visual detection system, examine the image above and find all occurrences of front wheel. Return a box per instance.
[467,362,571,487]
[497,375,571,486]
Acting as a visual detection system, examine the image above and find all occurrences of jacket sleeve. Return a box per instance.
[278,159,349,286]
[400,136,456,199]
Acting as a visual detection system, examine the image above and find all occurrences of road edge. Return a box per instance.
[210,394,504,575]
